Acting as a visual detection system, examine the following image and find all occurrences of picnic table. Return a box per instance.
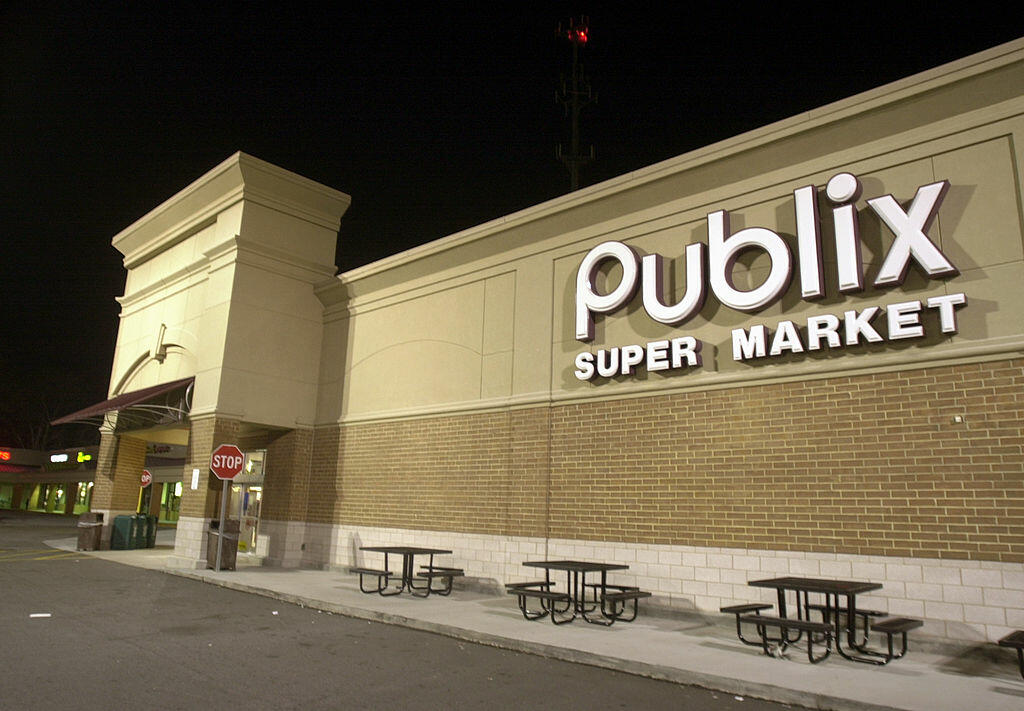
[726,576,922,665]
[509,560,651,626]
[352,546,463,598]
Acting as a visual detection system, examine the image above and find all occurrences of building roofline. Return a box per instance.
[338,37,1024,284]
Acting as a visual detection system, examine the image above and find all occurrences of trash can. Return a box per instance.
[110,515,134,550]
[76,512,104,551]
[132,514,157,549]
[206,519,240,570]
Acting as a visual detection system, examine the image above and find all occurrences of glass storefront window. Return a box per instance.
[160,481,181,523]
[231,449,266,555]
[74,482,92,514]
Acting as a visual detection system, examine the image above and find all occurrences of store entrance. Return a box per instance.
[229,450,266,558]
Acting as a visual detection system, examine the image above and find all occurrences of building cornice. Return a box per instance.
[113,152,351,269]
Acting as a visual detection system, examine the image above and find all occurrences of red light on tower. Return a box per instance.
[556,15,595,193]
[566,18,588,45]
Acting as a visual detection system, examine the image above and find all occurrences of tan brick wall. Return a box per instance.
[312,358,1024,563]
[306,424,341,523]
[90,430,118,510]
[171,422,315,523]
[91,433,146,511]
[311,411,516,532]
[508,408,552,539]
[552,358,1024,561]
[179,416,241,519]
[113,436,147,511]
[261,428,313,522]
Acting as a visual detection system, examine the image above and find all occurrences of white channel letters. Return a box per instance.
[574,173,967,381]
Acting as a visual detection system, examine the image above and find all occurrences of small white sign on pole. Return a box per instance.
[190,468,200,490]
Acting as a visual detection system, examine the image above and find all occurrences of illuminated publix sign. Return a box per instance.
[574,173,967,381]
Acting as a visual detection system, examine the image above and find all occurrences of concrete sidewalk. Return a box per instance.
[47,535,1024,711]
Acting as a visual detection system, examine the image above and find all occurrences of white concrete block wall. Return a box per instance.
[171,516,207,567]
[259,520,307,567]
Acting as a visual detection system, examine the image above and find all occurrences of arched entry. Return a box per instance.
[50,366,195,548]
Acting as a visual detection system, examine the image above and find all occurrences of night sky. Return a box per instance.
[2,4,1020,447]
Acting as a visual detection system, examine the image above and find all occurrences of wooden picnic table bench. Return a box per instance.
[739,614,833,663]
[805,602,886,645]
[738,577,924,665]
[416,565,465,596]
[506,582,573,623]
[720,603,774,646]
[599,589,652,622]
[506,580,554,590]
[348,566,395,594]
[998,630,1024,680]
[510,563,653,626]
[356,546,455,597]
[870,617,924,662]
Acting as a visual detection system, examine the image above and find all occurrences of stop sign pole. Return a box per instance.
[210,443,245,572]
[138,470,153,515]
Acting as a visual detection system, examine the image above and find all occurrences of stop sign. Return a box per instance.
[210,443,245,480]
[140,470,152,488]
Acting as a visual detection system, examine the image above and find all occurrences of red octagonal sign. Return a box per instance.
[210,443,245,481]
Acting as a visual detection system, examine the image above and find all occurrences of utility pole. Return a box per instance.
[556,16,595,192]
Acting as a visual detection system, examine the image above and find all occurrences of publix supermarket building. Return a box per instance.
[68,40,1024,645]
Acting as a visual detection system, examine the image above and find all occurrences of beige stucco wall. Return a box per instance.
[318,40,1024,425]
[110,153,350,430]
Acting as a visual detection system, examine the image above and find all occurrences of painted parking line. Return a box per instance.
[0,549,52,560]
[0,549,85,561]
[32,552,86,561]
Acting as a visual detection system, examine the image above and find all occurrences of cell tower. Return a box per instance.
[556,16,595,192]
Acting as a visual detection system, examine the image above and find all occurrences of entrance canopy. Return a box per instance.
[51,377,194,431]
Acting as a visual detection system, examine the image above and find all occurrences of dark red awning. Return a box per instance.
[51,377,194,426]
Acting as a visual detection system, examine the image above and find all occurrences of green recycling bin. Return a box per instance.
[110,515,134,550]
[132,514,157,548]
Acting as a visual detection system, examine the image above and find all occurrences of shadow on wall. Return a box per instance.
[346,531,362,568]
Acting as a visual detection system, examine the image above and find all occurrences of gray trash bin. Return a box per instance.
[206,519,240,570]
[76,512,104,551]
